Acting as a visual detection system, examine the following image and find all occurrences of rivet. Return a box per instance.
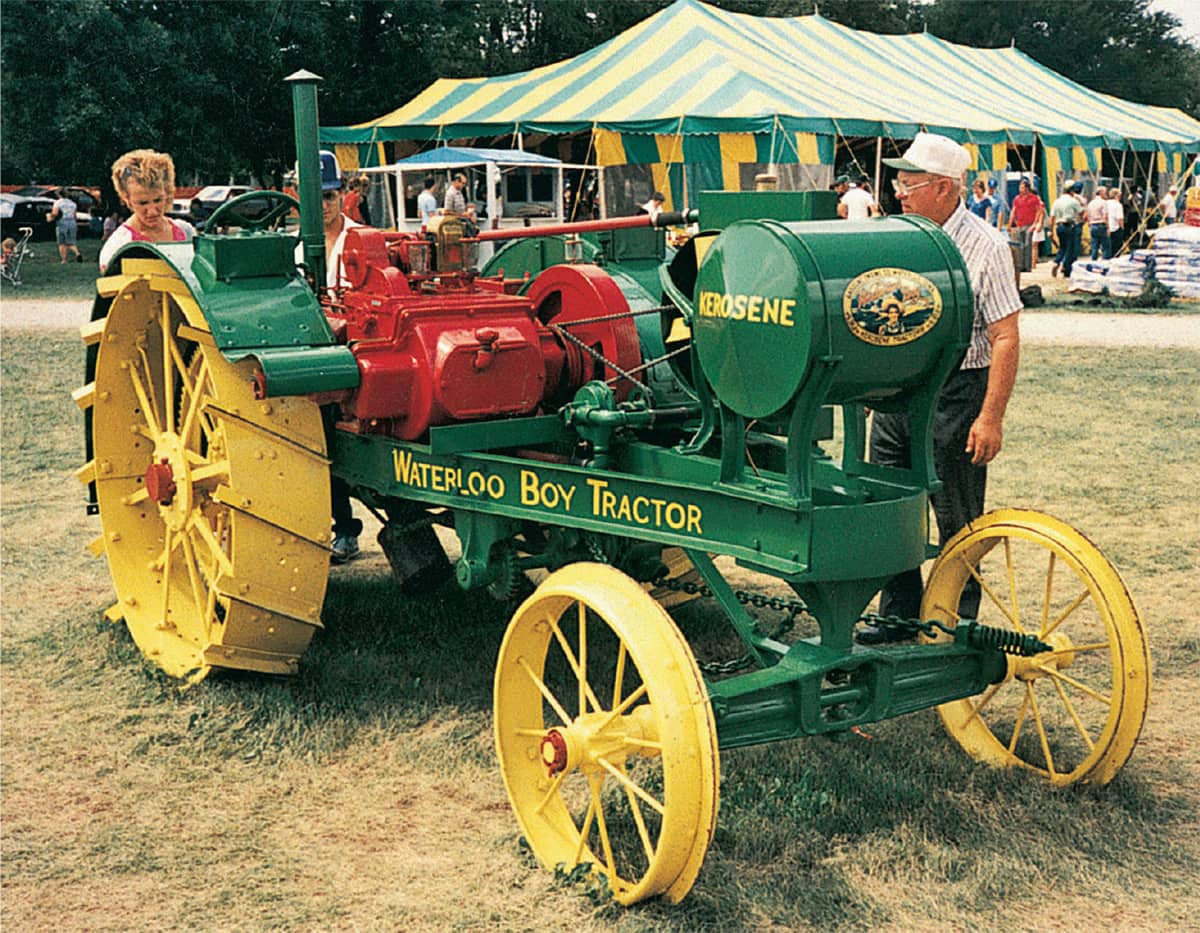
[239,583,251,594]
[109,531,122,542]
[124,595,137,606]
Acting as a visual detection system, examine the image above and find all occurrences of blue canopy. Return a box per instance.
[385,146,562,169]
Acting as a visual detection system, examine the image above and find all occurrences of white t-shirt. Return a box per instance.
[294,214,362,289]
[839,187,874,221]
[417,190,438,225]
[1106,198,1125,233]
[52,197,77,225]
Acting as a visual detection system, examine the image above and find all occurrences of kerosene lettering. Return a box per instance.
[698,290,795,327]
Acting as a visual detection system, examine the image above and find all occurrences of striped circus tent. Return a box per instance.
[322,0,1200,212]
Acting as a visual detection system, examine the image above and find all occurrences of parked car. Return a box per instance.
[1,192,58,239]
[13,185,103,217]
[189,185,273,227]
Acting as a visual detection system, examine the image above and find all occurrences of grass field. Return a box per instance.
[0,233,102,299]
[2,317,1199,930]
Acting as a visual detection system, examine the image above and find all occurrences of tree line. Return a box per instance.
[2,0,1197,188]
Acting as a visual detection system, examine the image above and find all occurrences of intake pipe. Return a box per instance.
[474,209,698,243]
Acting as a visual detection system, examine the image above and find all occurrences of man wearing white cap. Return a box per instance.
[1158,185,1179,225]
[858,132,1022,644]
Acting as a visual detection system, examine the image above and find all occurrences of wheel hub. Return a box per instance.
[145,459,176,505]
[541,705,659,778]
[149,434,195,531]
[1009,630,1075,682]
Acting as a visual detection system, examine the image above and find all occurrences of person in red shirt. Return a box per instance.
[1006,178,1045,272]
[342,176,367,224]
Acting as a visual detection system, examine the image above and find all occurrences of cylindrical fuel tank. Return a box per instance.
[691,216,973,419]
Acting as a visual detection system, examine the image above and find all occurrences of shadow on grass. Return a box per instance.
[12,571,1194,931]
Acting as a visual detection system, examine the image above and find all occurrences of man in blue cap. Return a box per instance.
[318,149,363,290]
[296,151,364,562]
[986,176,1007,229]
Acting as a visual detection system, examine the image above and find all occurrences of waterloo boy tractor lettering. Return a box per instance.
[77,72,1151,906]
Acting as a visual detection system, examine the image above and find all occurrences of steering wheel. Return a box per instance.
[203,190,299,234]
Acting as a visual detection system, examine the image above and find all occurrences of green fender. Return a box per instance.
[90,232,360,397]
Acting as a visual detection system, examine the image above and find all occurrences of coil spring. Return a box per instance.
[963,621,1052,657]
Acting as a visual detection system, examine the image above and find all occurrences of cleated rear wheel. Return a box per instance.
[78,258,332,681]
[494,562,719,905]
[922,509,1151,785]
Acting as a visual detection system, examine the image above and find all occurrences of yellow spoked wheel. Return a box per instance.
[77,258,332,681]
[494,562,719,905]
[922,509,1150,786]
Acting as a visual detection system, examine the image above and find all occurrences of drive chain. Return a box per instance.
[651,572,809,676]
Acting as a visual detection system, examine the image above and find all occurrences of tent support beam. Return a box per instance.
[874,137,882,203]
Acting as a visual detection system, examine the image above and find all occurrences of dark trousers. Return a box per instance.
[870,368,989,621]
[322,406,363,539]
[1089,222,1109,260]
[1055,222,1079,276]
[1109,228,1124,257]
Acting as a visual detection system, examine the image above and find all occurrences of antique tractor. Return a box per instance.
[77,74,1150,905]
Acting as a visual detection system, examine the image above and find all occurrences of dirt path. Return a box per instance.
[3,297,1196,347]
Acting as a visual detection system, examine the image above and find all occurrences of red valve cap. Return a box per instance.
[144,459,177,505]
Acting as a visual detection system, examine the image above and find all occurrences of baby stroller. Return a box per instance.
[1,226,35,287]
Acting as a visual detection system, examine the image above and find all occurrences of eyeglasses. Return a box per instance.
[892,179,936,196]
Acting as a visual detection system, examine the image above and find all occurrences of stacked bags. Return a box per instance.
[1067,222,1200,299]
[1149,224,1200,299]
[1068,256,1148,297]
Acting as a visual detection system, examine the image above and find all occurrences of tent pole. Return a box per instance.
[598,166,608,220]
[395,165,405,228]
[770,116,780,175]
[873,137,882,202]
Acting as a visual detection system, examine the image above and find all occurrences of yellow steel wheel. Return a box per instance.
[77,258,332,681]
[494,562,719,905]
[922,509,1150,786]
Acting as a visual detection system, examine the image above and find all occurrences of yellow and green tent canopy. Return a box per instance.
[323,0,1200,154]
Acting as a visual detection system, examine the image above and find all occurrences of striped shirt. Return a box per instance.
[942,202,1022,369]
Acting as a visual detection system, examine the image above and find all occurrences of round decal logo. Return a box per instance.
[842,268,943,346]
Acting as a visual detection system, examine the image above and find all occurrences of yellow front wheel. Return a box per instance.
[78,258,332,681]
[494,563,719,905]
[923,509,1150,785]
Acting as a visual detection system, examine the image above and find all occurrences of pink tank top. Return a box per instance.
[122,221,189,242]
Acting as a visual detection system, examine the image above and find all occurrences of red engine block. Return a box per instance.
[328,228,641,440]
